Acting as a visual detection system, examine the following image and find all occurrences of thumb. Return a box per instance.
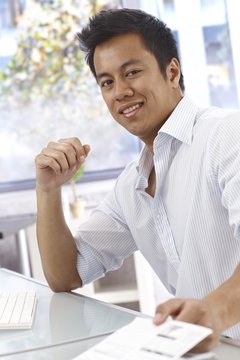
[153,298,185,325]
[83,144,91,156]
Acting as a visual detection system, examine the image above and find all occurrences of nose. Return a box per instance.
[114,79,134,101]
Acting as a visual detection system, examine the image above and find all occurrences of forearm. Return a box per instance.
[36,186,82,292]
[154,263,240,352]
[204,263,240,332]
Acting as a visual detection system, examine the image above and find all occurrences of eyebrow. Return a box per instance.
[96,59,143,81]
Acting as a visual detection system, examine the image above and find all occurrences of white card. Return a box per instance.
[73,318,213,360]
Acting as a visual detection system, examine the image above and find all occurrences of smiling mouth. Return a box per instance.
[120,102,143,117]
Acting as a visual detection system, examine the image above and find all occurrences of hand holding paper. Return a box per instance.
[154,298,222,353]
[73,317,213,360]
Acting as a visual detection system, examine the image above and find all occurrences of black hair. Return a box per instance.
[77,8,184,92]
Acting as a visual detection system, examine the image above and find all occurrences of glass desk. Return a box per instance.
[0,268,138,358]
[0,268,239,359]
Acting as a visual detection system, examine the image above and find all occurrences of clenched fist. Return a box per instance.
[35,137,90,192]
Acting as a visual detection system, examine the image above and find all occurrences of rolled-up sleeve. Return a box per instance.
[74,189,138,285]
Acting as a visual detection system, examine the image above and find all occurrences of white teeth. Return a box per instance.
[123,103,141,114]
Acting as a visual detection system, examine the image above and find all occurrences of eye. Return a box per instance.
[101,79,113,88]
[126,69,141,77]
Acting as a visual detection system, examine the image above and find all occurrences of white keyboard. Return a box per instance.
[0,291,37,330]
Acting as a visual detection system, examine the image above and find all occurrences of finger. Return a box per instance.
[154,298,185,325]
[187,332,219,354]
[41,147,69,173]
[58,138,90,162]
[35,153,62,175]
[190,341,211,354]
[48,140,79,169]
[83,144,91,157]
[76,144,91,165]
[153,312,169,325]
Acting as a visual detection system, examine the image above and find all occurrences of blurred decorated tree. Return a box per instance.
[0,0,127,185]
[0,0,118,104]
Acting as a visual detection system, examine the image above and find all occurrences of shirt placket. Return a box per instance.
[154,134,180,271]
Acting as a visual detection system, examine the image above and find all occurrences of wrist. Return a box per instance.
[203,275,240,332]
[203,290,228,333]
[36,185,63,210]
[36,184,61,196]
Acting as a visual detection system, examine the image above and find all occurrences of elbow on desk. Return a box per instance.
[43,270,82,293]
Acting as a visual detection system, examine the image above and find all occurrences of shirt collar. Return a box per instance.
[135,146,153,188]
[158,96,199,145]
[135,96,199,180]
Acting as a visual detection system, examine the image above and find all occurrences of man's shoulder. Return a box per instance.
[208,107,240,136]
[194,106,240,137]
[200,106,240,123]
[202,106,240,161]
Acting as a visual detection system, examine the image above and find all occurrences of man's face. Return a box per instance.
[94,33,182,147]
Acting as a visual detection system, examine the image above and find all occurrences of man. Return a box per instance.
[35,8,240,352]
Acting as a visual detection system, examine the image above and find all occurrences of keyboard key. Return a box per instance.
[0,293,17,324]
[10,293,25,324]
[0,291,37,330]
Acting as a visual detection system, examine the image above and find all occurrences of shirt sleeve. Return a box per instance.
[208,111,240,241]
[74,183,138,286]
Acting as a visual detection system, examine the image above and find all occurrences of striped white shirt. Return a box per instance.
[75,96,240,338]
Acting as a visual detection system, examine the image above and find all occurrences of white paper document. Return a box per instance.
[73,318,214,360]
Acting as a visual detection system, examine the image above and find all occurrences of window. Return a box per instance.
[2,0,239,191]
[128,0,240,108]
[0,0,140,191]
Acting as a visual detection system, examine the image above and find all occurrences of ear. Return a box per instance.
[167,58,181,88]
